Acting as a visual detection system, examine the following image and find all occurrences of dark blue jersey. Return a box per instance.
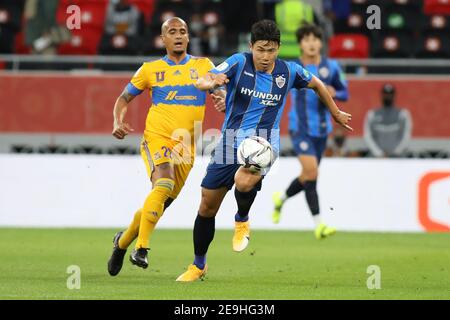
[210,52,312,161]
[288,57,349,137]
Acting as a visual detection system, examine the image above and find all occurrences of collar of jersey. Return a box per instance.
[162,54,191,66]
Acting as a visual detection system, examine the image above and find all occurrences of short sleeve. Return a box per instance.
[127,64,149,96]
[290,62,313,89]
[200,58,215,76]
[210,53,243,79]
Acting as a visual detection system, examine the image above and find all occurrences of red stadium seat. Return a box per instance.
[56,0,108,32]
[14,31,31,54]
[424,0,450,15]
[329,34,369,58]
[57,28,102,55]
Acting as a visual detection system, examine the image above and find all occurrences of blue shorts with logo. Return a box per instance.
[290,131,328,163]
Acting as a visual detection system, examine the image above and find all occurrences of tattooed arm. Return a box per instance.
[112,87,136,140]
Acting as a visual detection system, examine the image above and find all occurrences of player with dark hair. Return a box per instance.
[107,17,224,276]
[272,23,349,239]
[176,20,352,282]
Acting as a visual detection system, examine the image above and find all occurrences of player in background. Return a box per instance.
[176,20,352,282]
[272,24,349,239]
[107,17,224,276]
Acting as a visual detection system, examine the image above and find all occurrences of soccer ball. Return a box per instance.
[237,136,274,171]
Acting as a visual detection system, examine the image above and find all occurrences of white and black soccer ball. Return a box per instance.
[237,136,274,171]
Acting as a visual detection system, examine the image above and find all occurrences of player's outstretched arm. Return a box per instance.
[195,73,229,91]
[210,88,227,113]
[112,88,135,140]
[307,76,353,131]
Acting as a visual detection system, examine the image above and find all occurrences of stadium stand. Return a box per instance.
[329,33,369,58]
[0,0,449,157]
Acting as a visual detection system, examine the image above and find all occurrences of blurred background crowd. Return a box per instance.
[0,0,449,159]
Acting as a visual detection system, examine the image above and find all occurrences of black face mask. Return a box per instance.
[383,97,394,107]
[334,136,345,147]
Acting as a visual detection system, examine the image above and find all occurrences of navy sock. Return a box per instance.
[193,255,206,270]
[193,214,215,269]
[286,178,304,198]
[234,188,257,222]
[304,180,320,216]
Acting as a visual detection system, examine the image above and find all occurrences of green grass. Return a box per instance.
[0,228,449,300]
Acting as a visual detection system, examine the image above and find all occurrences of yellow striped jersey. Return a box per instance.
[126,54,214,141]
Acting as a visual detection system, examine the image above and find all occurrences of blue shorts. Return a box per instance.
[201,162,264,191]
[290,131,328,163]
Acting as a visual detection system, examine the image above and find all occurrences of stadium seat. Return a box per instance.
[333,9,368,35]
[57,28,103,55]
[415,33,450,58]
[424,0,450,15]
[57,0,108,32]
[0,0,23,53]
[149,0,191,28]
[382,7,418,33]
[420,14,450,32]
[14,31,31,54]
[371,32,414,58]
[329,34,369,58]
[129,0,155,23]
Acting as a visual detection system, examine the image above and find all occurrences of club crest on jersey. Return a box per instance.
[156,71,165,82]
[190,68,199,80]
[275,75,286,88]
[319,67,330,79]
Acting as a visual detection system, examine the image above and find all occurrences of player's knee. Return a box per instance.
[153,162,175,181]
[235,176,256,193]
[302,167,318,181]
[199,196,219,217]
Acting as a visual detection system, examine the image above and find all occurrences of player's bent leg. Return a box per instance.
[232,167,262,252]
[117,198,174,252]
[131,162,175,269]
[107,208,143,276]
[177,187,228,282]
[272,176,305,224]
[299,155,336,239]
[107,231,127,276]
[118,209,142,250]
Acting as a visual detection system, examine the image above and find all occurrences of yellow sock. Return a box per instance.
[118,209,142,249]
[135,178,175,249]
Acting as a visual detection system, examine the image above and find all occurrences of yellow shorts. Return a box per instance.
[140,136,195,200]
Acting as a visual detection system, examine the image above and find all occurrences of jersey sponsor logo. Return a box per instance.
[173,70,182,76]
[165,90,197,101]
[156,71,165,82]
[319,67,330,79]
[190,68,199,80]
[244,71,254,77]
[215,62,229,72]
[240,87,282,107]
[275,75,286,88]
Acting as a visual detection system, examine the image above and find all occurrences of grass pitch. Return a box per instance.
[0,228,449,300]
